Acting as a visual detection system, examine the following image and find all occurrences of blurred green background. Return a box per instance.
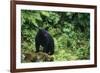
[21,9,90,62]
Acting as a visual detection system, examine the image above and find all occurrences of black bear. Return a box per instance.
[35,29,54,55]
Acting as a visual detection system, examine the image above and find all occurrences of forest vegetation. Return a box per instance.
[21,10,90,62]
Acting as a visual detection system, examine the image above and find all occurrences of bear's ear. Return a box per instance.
[45,27,49,31]
[38,28,44,33]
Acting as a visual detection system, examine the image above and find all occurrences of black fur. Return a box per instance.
[35,29,54,55]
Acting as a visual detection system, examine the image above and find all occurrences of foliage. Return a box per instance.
[21,9,90,62]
